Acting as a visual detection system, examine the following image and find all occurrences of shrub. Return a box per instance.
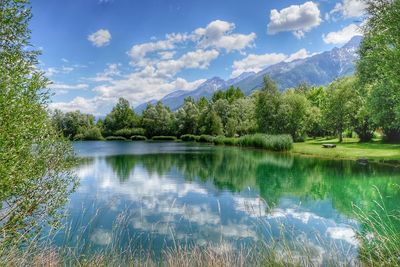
[152,136,177,141]
[74,127,103,140]
[238,134,292,151]
[198,135,214,143]
[105,136,127,141]
[222,137,238,146]
[213,135,225,145]
[114,128,145,138]
[180,134,200,142]
[131,135,147,141]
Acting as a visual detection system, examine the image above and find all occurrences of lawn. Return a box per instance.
[293,137,400,162]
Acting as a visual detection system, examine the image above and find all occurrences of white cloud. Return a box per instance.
[88,63,122,82]
[231,53,287,77]
[49,83,89,90]
[129,33,189,66]
[267,1,322,39]
[284,48,311,62]
[322,24,362,44]
[194,20,256,52]
[55,20,257,114]
[330,0,367,19]
[49,96,100,114]
[88,29,111,47]
[155,49,219,78]
[231,48,313,77]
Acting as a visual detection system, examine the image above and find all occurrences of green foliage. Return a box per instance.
[74,126,103,140]
[141,102,175,137]
[198,135,215,143]
[213,136,238,146]
[131,135,147,141]
[357,0,400,142]
[152,136,177,141]
[238,134,293,151]
[103,98,139,136]
[175,97,199,135]
[180,134,200,142]
[105,136,127,141]
[322,77,358,142]
[114,128,144,138]
[198,105,223,136]
[255,76,282,134]
[212,86,244,103]
[52,110,96,139]
[0,0,77,245]
[279,90,310,141]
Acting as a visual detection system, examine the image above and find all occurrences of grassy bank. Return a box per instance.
[181,134,293,152]
[293,138,400,163]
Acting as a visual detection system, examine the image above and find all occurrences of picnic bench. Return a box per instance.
[322,144,336,148]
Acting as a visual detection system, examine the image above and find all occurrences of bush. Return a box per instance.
[213,135,225,145]
[131,135,147,141]
[105,136,127,141]
[114,128,145,138]
[152,136,177,141]
[238,134,292,151]
[180,134,200,142]
[222,137,238,146]
[198,135,214,143]
[74,127,103,140]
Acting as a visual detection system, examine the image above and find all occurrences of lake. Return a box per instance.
[59,141,400,264]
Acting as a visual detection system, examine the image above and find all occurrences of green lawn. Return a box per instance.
[293,137,400,162]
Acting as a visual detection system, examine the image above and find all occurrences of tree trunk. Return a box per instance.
[339,130,343,143]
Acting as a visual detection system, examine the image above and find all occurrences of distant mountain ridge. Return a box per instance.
[135,36,362,113]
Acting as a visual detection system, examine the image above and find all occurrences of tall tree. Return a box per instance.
[357,0,400,142]
[322,77,358,142]
[0,0,76,244]
[255,76,281,134]
[103,98,139,136]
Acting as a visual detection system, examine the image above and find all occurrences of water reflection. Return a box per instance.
[68,141,400,262]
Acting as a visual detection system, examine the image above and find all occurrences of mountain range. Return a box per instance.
[135,36,362,113]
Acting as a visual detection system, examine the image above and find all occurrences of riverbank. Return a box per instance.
[292,138,400,164]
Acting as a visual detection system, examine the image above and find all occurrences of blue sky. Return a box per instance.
[30,0,365,115]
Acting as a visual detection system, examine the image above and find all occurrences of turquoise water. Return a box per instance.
[61,141,400,263]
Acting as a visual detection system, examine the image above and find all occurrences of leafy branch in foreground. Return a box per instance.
[0,0,77,246]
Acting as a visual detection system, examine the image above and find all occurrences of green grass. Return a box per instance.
[238,134,293,151]
[293,137,400,162]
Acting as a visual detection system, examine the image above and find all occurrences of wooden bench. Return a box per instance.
[322,144,336,148]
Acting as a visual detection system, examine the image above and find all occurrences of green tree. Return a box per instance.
[322,77,358,142]
[255,76,281,134]
[279,90,310,141]
[175,97,199,135]
[52,110,96,139]
[198,105,223,135]
[141,102,175,137]
[103,98,139,136]
[0,0,76,244]
[357,0,400,142]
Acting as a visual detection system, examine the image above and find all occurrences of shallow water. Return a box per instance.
[59,141,400,263]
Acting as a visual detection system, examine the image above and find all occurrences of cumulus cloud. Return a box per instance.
[49,83,89,90]
[56,20,256,114]
[330,0,367,19]
[88,63,122,82]
[194,20,256,52]
[231,53,286,77]
[49,96,100,114]
[267,1,321,39]
[231,48,313,77]
[322,24,362,44]
[88,29,111,47]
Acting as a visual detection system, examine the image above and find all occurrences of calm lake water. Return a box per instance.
[59,141,400,263]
